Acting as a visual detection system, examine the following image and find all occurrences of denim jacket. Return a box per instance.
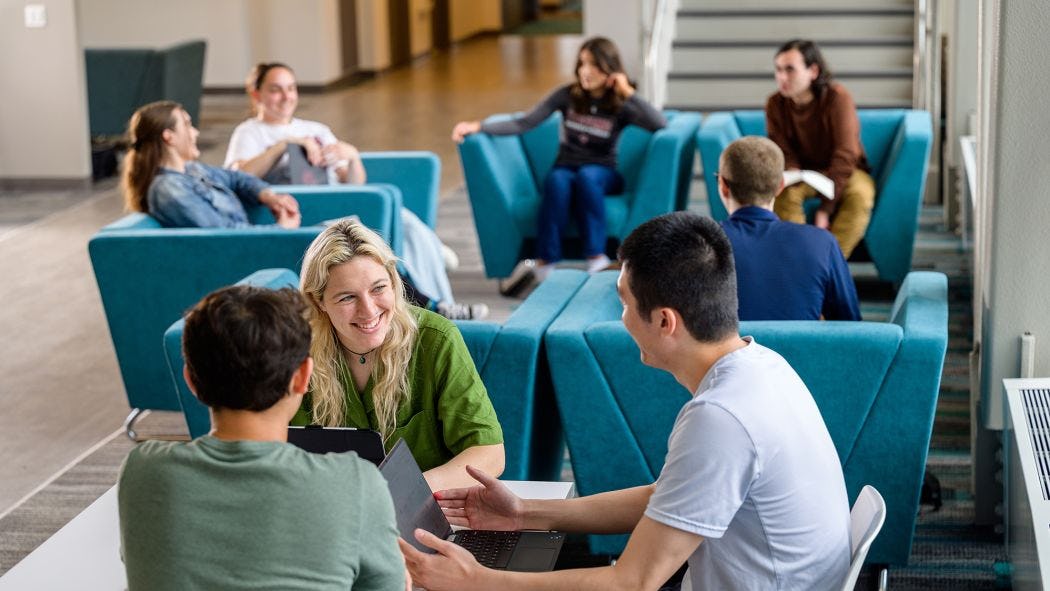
[147,162,270,228]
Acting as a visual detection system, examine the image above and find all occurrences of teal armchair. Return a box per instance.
[545,271,947,565]
[458,111,701,279]
[88,186,399,427]
[164,269,590,481]
[698,109,932,284]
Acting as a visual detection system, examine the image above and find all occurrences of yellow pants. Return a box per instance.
[773,169,876,258]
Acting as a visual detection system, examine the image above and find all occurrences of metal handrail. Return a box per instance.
[642,0,670,108]
[913,0,929,110]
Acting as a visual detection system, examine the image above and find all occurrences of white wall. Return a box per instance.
[583,0,644,78]
[0,0,91,180]
[976,2,1050,427]
[76,0,344,86]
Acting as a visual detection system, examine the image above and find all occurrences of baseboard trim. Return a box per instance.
[0,177,93,192]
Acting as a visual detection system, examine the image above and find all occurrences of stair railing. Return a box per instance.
[641,0,677,109]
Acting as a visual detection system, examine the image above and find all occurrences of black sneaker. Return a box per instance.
[499,259,537,298]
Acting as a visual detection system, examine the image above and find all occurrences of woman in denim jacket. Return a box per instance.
[122,100,300,229]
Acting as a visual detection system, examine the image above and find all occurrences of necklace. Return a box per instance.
[345,346,378,365]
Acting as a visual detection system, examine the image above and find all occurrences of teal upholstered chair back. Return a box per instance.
[165,268,590,481]
[546,271,947,564]
[85,40,206,137]
[698,109,933,284]
[459,111,701,279]
[89,186,398,413]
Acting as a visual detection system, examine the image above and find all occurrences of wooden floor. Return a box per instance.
[0,34,584,515]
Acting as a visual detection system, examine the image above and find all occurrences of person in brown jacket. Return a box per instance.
[766,39,875,258]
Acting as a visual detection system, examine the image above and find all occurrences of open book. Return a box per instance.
[783,170,835,200]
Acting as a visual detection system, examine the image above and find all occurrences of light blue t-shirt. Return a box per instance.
[645,339,850,590]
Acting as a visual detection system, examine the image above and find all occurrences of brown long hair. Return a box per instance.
[121,101,181,213]
[569,37,629,115]
[776,39,834,99]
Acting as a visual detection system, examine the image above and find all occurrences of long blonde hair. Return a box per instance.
[300,219,418,440]
[121,101,181,213]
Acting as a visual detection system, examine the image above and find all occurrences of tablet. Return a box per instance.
[287,426,385,465]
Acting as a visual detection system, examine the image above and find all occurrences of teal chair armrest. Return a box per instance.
[164,269,301,439]
[468,269,588,480]
[698,112,744,221]
[458,133,534,277]
[360,151,441,228]
[268,184,402,254]
[865,112,933,284]
[624,117,695,235]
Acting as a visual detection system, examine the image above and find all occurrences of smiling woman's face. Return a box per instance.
[318,256,395,354]
[253,66,299,124]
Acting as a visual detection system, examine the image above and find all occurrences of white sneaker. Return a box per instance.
[586,254,611,274]
[441,243,460,271]
[436,301,490,320]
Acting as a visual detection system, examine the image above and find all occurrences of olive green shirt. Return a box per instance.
[118,437,405,590]
[293,307,503,471]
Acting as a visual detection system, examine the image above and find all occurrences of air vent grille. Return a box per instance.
[1022,388,1050,500]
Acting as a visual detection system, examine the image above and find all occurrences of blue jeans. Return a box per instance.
[537,164,623,263]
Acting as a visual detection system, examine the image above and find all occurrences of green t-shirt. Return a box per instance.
[293,307,503,471]
[118,436,404,591]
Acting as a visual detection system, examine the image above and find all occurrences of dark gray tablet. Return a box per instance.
[287,426,385,465]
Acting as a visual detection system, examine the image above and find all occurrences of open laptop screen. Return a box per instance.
[379,439,453,552]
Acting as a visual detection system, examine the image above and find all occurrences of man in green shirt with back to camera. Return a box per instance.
[117,285,408,590]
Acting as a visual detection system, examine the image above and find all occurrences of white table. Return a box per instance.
[0,480,575,590]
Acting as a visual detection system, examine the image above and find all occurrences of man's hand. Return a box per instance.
[434,465,524,531]
[606,72,635,99]
[399,529,490,591]
[452,121,482,143]
[260,190,301,228]
[814,209,831,230]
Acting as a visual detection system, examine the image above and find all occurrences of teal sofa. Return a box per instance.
[458,111,701,279]
[545,270,948,565]
[163,268,589,481]
[698,109,932,284]
[85,40,206,137]
[89,186,399,421]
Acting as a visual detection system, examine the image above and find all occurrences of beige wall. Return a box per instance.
[76,0,344,86]
[0,0,91,180]
[449,0,501,42]
[356,0,392,70]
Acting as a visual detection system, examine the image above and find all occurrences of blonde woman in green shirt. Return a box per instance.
[295,219,505,491]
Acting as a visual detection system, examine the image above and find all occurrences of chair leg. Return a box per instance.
[123,408,144,441]
[877,566,888,590]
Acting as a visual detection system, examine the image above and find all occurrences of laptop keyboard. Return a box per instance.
[453,530,520,569]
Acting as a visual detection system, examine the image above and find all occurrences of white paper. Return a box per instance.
[783,169,835,200]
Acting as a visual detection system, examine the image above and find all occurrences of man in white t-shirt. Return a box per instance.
[399,211,851,590]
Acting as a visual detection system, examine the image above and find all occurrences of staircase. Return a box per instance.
[665,0,917,112]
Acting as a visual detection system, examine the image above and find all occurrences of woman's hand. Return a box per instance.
[434,465,524,531]
[452,121,482,143]
[260,190,301,228]
[291,136,325,166]
[607,72,635,99]
[323,141,361,168]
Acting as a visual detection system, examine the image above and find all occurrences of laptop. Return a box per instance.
[285,144,328,185]
[379,439,565,572]
[287,426,385,466]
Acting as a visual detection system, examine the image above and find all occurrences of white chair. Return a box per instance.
[842,485,888,591]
